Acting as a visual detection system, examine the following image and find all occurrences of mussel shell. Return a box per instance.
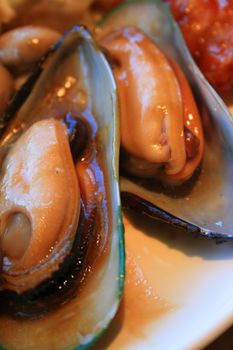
[0,26,124,349]
[97,0,233,241]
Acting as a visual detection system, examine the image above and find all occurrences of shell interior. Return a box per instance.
[98,0,233,240]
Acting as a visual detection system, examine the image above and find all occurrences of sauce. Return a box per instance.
[164,0,233,91]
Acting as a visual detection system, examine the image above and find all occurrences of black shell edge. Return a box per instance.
[121,192,233,243]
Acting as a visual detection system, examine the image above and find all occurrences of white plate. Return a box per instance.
[93,209,233,350]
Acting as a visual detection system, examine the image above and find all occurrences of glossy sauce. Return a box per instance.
[164,0,233,91]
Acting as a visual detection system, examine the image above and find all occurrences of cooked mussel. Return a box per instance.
[100,25,204,184]
[0,26,124,349]
[97,0,233,240]
[0,118,81,293]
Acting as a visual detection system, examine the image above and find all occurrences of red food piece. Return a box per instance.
[164,0,233,91]
[96,0,123,10]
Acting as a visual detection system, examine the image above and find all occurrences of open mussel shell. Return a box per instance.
[0,26,124,349]
[97,0,233,241]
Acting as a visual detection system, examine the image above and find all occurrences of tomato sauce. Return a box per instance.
[164,0,233,92]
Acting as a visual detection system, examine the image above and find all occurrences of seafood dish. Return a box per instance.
[0,0,233,349]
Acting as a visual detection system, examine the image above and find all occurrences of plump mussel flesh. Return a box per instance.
[101,26,204,185]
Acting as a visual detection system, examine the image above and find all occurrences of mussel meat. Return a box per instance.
[0,26,124,350]
[100,25,204,184]
[97,0,233,240]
